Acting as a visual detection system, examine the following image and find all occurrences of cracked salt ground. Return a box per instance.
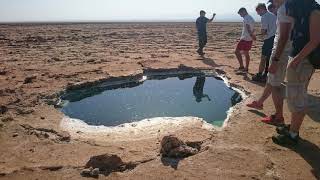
[59,73,243,127]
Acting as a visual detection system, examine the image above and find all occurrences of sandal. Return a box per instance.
[261,115,284,126]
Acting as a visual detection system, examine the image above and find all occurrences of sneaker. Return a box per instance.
[197,49,205,56]
[276,124,291,135]
[246,101,263,110]
[261,115,284,126]
[272,133,299,146]
[252,73,262,82]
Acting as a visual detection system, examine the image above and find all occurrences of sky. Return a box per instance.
[0,0,319,23]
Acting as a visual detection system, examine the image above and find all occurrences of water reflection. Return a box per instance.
[193,77,211,103]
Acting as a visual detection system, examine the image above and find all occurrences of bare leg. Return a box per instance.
[235,50,244,68]
[271,86,284,119]
[256,83,272,105]
[243,51,250,70]
[290,112,306,133]
[258,56,267,74]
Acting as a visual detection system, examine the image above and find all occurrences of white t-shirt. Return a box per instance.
[261,11,277,40]
[240,14,255,41]
[273,2,293,52]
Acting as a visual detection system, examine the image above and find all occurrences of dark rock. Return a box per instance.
[160,135,200,158]
[0,68,7,75]
[0,122,4,128]
[40,166,63,171]
[58,131,71,142]
[168,145,198,157]
[52,57,61,61]
[160,135,185,156]
[12,133,18,137]
[24,75,37,84]
[85,154,124,171]
[0,106,8,114]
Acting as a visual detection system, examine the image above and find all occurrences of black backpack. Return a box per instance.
[286,0,320,69]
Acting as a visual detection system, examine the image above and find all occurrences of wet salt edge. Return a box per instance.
[59,70,247,140]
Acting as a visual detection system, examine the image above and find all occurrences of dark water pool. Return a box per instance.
[60,73,242,127]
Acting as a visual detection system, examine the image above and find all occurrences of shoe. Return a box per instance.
[246,101,263,110]
[261,115,284,126]
[272,133,299,146]
[235,67,245,72]
[197,49,205,56]
[276,124,291,135]
[260,75,267,83]
[252,73,262,82]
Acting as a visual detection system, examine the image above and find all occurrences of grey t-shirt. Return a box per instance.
[261,11,277,40]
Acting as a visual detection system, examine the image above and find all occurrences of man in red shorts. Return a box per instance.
[235,8,256,72]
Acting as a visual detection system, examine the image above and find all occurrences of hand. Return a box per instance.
[251,34,257,41]
[288,57,302,69]
[268,60,278,74]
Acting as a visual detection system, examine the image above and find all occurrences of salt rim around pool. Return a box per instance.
[59,70,247,142]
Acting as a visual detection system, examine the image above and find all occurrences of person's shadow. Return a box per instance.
[306,94,320,123]
[160,157,182,170]
[278,138,320,179]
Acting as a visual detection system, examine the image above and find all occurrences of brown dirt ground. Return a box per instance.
[0,22,319,180]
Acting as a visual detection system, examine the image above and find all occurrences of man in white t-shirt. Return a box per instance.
[252,3,277,82]
[247,0,293,127]
[235,7,256,72]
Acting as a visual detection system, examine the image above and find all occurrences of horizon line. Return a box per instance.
[0,19,251,24]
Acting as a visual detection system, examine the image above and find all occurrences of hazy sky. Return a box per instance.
[0,0,319,22]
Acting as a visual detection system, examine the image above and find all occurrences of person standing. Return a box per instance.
[235,8,256,72]
[246,0,293,127]
[252,3,277,82]
[196,10,216,56]
[272,0,320,145]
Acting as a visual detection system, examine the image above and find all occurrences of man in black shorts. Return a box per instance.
[253,3,277,82]
[196,10,216,56]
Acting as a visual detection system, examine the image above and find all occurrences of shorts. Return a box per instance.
[262,36,275,58]
[267,49,290,87]
[286,57,315,112]
[236,40,253,51]
[198,34,207,48]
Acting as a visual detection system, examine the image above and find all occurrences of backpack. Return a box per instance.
[286,0,320,69]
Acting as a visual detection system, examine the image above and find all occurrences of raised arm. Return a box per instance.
[208,13,216,22]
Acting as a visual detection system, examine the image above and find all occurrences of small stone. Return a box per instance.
[23,75,37,84]
[52,57,61,61]
[0,122,4,128]
[0,105,8,114]
[90,168,100,177]
[1,116,13,122]
[40,116,45,120]
[12,133,18,137]
[0,68,7,75]
[58,131,71,142]
[81,168,92,177]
